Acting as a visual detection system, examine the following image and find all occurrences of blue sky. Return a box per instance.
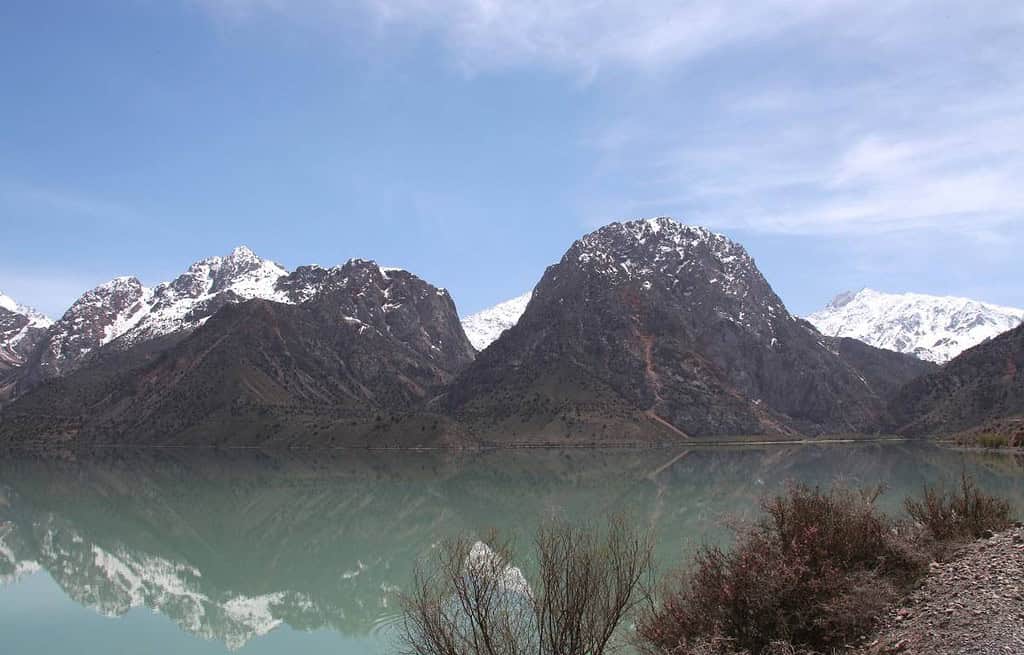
[2,1,1022,318]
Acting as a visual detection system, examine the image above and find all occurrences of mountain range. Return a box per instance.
[1,217,1020,446]
[806,288,1024,363]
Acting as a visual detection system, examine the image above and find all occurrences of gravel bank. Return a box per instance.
[861,524,1024,655]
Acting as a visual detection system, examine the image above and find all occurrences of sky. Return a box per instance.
[2,1,1023,319]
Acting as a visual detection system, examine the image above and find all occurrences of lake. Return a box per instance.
[1,443,1022,654]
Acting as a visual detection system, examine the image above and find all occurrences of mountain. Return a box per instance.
[446,218,935,441]
[0,246,337,405]
[461,292,531,350]
[806,288,1024,363]
[31,246,291,378]
[0,291,52,371]
[888,322,1024,437]
[2,219,944,446]
[1,259,476,446]
[0,292,53,404]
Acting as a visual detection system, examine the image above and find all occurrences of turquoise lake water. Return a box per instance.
[1,444,1022,654]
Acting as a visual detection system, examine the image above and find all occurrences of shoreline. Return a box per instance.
[0,434,929,453]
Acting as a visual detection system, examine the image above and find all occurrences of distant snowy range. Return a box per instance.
[805,289,1024,364]
[461,293,532,350]
[464,287,1024,363]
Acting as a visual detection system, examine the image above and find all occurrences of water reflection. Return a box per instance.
[0,445,1021,651]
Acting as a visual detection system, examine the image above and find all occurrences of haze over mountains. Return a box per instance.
[1,217,1021,446]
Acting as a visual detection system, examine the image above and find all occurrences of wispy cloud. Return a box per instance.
[191,1,1024,241]
[193,0,860,75]
[0,181,147,227]
[578,8,1024,239]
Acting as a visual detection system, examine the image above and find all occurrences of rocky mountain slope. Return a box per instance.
[888,322,1024,437]
[807,288,1024,363]
[1,246,428,405]
[2,218,957,445]
[0,291,51,371]
[1,259,475,446]
[0,292,53,404]
[447,218,935,440]
[27,246,291,379]
[461,292,531,350]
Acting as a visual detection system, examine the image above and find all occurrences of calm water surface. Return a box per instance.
[1,443,1022,654]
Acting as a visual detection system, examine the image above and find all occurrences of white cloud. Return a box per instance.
[192,0,1024,240]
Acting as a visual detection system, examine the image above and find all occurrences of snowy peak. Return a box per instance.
[0,291,52,326]
[568,218,762,296]
[42,277,152,368]
[0,290,53,368]
[130,246,291,346]
[806,288,1024,363]
[558,217,789,338]
[36,247,293,374]
[461,292,531,351]
[459,218,769,354]
[159,245,287,302]
[827,289,862,310]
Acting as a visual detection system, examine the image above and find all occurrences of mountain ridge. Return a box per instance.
[888,322,1024,437]
[11,217,1021,446]
[806,288,1024,363]
[1,257,476,446]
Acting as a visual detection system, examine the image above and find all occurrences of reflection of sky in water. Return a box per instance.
[0,444,1021,654]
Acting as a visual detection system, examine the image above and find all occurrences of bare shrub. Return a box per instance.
[636,483,920,655]
[399,517,653,655]
[904,471,1015,540]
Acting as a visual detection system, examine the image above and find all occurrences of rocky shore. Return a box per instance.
[862,524,1024,655]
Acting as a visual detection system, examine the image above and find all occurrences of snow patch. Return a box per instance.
[461,292,532,350]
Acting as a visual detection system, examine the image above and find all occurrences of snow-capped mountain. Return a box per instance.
[36,246,293,375]
[449,217,932,439]
[806,288,1024,363]
[0,291,52,368]
[116,245,290,347]
[461,292,531,350]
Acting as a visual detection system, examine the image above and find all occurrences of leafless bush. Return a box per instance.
[398,516,653,655]
[904,471,1014,540]
[635,483,919,655]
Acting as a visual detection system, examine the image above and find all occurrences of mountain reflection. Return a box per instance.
[0,445,1021,649]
